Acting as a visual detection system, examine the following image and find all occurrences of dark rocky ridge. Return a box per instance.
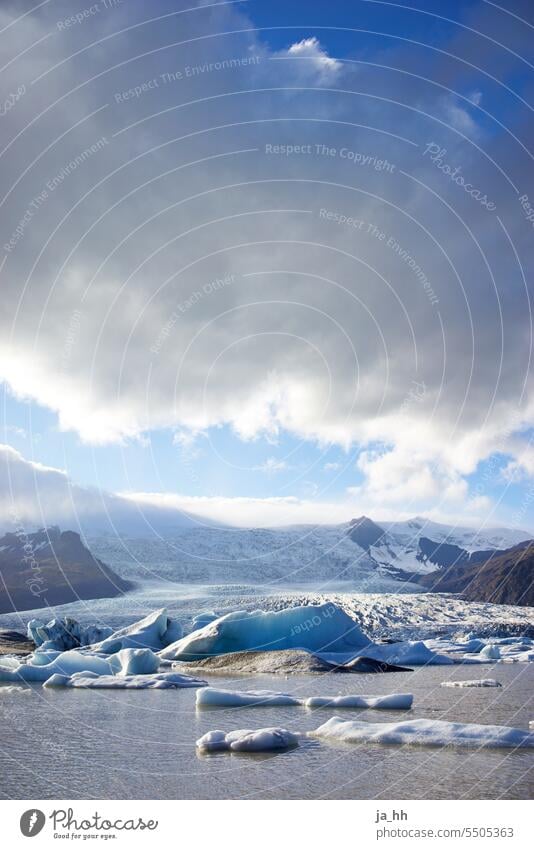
[420,541,534,607]
[0,526,133,613]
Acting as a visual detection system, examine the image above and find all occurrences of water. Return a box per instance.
[1,663,532,799]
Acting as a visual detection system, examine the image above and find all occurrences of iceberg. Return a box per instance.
[0,646,161,683]
[441,679,502,688]
[91,609,182,653]
[44,671,207,689]
[311,717,534,749]
[304,693,413,709]
[196,727,300,753]
[27,616,112,651]
[0,649,114,682]
[161,603,371,661]
[197,688,301,707]
[108,648,160,676]
[480,644,501,660]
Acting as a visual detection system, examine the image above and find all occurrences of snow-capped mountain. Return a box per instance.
[87,516,531,591]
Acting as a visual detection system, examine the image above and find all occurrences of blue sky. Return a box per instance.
[1,0,533,529]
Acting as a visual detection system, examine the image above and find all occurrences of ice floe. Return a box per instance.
[44,671,206,689]
[304,693,413,709]
[197,687,301,707]
[0,684,31,694]
[161,603,372,661]
[441,679,502,688]
[310,717,534,749]
[196,727,300,753]
[196,686,413,710]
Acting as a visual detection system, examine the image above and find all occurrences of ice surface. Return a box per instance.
[196,687,413,710]
[44,671,207,689]
[160,603,372,661]
[27,617,113,651]
[196,727,300,753]
[304,693,413,709]
[196,687,301,707]
[91,609,182,653]
[311,717,534,749]
[441,679,502,688]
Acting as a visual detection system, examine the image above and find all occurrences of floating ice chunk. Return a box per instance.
[196,727,299,753]
[108,648,160,676]
[196,687,301,707]
[44,671,207,689]
[27,617,112,651]
[304,693,413,709]
[92,609,182,654]
[441,679,502,688]
[480,644,501,660]
[311,717,534,749]
[0,684,31,694]
[530,721,534,730]
[0,649,114,682]
[161,603,371,661]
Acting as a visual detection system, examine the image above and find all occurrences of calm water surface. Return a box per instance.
[1,663,532,799]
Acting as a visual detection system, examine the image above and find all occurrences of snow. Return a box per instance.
[160,603,372,661]
[197,688,301,707]
[441,679,502,688]
[91,609,182,653]
[44,671,207,689]
[310,717,534,749]
[304,693,413,709]
[196,687,413,709]
[196,727,300,753]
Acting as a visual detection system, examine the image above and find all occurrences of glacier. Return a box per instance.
[310,717,534,749]
[196,727,300,753]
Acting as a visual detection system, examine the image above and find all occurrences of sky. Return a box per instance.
[1,0,534,530]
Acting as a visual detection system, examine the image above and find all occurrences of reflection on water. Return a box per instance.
[0,663,532,799]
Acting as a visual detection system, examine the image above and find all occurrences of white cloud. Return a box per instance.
[285,37,342,81]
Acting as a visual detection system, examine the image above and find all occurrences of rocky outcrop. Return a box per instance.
[0,526,133,613]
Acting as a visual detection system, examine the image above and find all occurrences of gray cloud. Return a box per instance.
[0,0,533,509]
